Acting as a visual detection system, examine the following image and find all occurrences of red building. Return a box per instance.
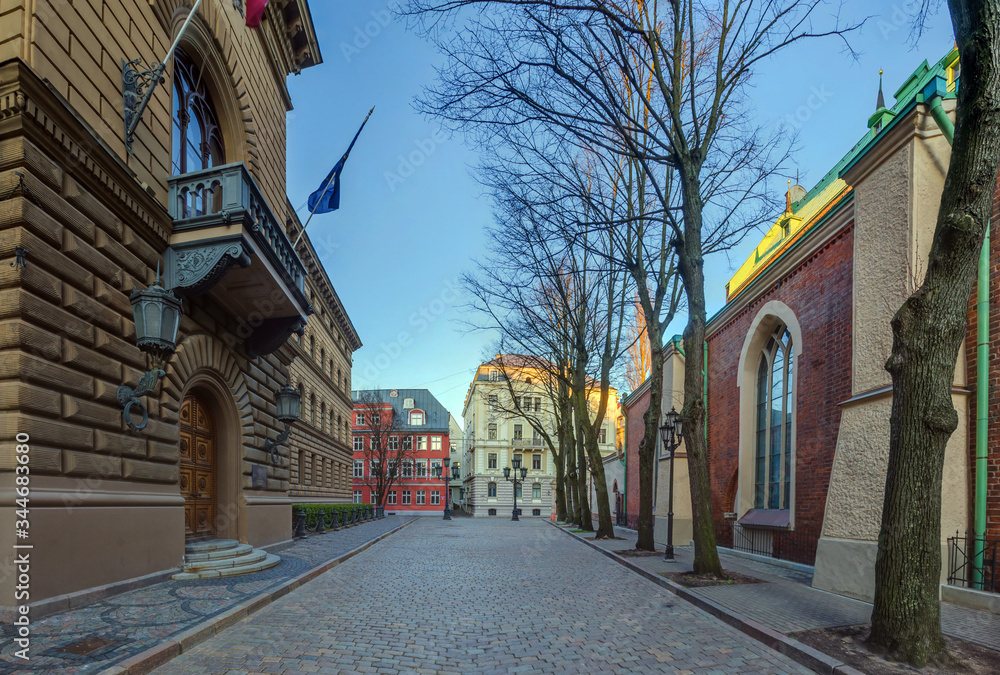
[351,389,453,515]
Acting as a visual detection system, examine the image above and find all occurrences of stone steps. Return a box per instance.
[171,539,280,580]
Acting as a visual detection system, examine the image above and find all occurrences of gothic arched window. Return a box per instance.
[172,48,224,176]
[754,325,794,510]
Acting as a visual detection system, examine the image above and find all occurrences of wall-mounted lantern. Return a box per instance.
[264,385,301,465]
[117,275,182,431]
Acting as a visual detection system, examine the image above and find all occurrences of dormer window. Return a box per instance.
[489,369,498,381]
[410,410,424,426]
[403,397,414,409]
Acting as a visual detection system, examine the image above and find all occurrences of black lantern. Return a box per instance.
[451,464,460,479]
[265,385,302,465]
[117,274,183,431]
[505,457,528,521]
[275,385,301,424]
[659,407,684,561]
[503,466,511,480]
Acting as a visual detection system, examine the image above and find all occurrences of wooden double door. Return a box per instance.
[180,394,217,538]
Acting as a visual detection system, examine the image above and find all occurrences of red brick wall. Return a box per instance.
[706,224,855,560]
[624,386,652,530]
[965,176,1000,540]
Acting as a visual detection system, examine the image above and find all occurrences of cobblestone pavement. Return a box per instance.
[585,526,1000,650]
[0,517,412,674]
[155,519,812,675]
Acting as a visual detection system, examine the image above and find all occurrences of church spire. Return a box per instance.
[876,68,886,110]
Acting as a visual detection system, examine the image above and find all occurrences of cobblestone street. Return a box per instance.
[155,519,811,674]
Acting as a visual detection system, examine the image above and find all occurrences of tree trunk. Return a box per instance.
[586,435,616,538]
[553,449,567,522]
[678,177,723,577]
[636,343,665,550]
[575,407,593,531]
[564,426,578,524]
[869,2,1000,665]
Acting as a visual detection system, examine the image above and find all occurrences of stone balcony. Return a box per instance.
[164,162,311,356]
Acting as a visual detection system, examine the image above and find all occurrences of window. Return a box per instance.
[534,397,542,412]
[532,509,541,516]
[513,424,523,440]
[513,453,523,469]
[356,412,365,425]
[353,490,362,504]
[371,459,381,476]
[172,48,224,180]
[417,490,426,505]
[353,437,363,451]
[402,436,412,451]
[488,453,498,469]
[402,490,411,505]
[488,394,498,409]
[310,335,315,359]
[410,410,424,425]
[532,483,541,499]
[402,461,413,478]
[353,460,364,477]
[431,436,442,451]
[389,436,399,451]
[417,436,427,451]
[388,460,399,478]
[320,347,325,367]
[532,454,541,471]
[488,423,497,440]
[431,490,441,505]
[532,430,542,447]
[388,491,397,505]
[416,460,427,477]
[488,508,497,516]
[431,460,442,477]
[755,326,794,510]
[514,396,521,409]
[488,482,497,498]
[514,483,522,499]
[371,412,380,425]
[310,394,316,425]
[403,397,414,409]
[320,402,326,432]
[598,427,607,444]
[489,369,498,381]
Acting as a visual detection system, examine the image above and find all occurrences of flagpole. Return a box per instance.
[123,0,204,152]
[292,106,375,249]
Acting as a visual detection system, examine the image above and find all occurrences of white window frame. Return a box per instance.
[417,490,426,505]
[532,483,541,500]
[388,490,397,505]
[487,482,497,498]
[353,489,362,504]
[488,453,498,469]
[353,460,364,478]
[389,436,399,451]
[431,436,442,451]
[431,490,441,505]
[355,412,365,425]
[402,460,414,478]
[353,437,363,451]
[416,460,427,478]
[532,454,541,471]
[417,436,427,451]
[402,490,411,505]
[410,410,424,426]
[488,423,497,440]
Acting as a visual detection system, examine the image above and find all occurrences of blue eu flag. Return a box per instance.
[307,107,374,215]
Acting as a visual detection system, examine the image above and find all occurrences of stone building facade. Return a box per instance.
[0,0,360,616]
[461,357,621,518]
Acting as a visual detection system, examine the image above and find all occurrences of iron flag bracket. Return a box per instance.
[122,58,168,155]
[117,367,166,432]
[264,424,292,466]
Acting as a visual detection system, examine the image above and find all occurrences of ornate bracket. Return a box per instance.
[10,246,27,271]
[122,58,167,155]
[246,316,306,358]
[164,241,252,295]
[117,367,166,431]
[263,424,292,466]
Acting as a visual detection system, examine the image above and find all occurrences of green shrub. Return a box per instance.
[293,502,374,528]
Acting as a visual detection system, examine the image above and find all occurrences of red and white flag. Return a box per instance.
[246,0,270,28]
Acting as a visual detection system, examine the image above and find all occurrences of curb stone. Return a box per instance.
[96,518,416,675]
[548,521,865,675]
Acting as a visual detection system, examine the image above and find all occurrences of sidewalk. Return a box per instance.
[570,525,1000,652]
[0,517,414,674]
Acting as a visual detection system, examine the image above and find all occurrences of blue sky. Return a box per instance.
[285,2,955,425]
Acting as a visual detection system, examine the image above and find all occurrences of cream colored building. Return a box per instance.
[461,357,621,518]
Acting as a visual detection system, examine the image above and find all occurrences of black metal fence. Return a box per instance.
[947,532,999,594]
[729,523,819,566]
[292,504,384,538]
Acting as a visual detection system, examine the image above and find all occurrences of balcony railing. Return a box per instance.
[730,523,818,566]
[168,162,306,296]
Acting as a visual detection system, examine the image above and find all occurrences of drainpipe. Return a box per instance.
[925,74,985,587]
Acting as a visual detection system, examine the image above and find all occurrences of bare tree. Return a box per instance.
[404,0,856,570]
[869,1,1000,666]
[354,391,419,509]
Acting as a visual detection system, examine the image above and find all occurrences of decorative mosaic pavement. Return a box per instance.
[0,517,413,674]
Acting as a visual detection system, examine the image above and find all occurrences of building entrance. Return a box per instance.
[180,393,218,538]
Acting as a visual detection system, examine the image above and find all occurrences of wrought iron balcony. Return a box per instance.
[164,162,311,356]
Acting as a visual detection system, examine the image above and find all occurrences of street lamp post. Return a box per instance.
[433,458,458,520]
[503,457,528,521]
[658,407,684,562]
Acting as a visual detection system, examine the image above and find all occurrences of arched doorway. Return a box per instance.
[180,393,218,538]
